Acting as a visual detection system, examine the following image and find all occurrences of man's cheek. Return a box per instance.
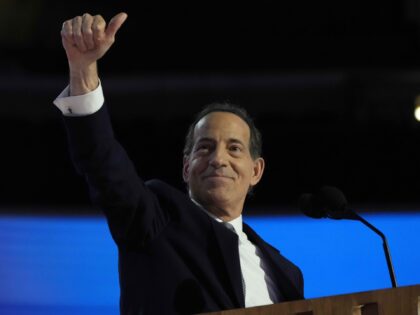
[192,160,206,173]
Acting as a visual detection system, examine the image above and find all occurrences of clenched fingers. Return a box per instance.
[61,13,108,52]
[61,19,74,50]
[72,15,87,52]
[92,15,107,47]
[81,13,95,50]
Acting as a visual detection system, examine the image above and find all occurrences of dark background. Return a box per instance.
[2,0,420,213]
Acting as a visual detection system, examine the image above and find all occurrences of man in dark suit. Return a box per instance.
[55,12,304,315]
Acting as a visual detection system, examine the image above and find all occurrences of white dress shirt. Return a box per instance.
[54,84,104,116]
[194,202,280,307]
[54,83,280,307]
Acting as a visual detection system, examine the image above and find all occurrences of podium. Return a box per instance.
[199,285,420,315]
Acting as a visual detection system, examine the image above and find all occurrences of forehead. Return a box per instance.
[193,111,251,143]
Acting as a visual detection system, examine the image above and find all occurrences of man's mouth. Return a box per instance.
[203,174,233,180]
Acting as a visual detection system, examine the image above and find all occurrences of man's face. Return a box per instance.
[183,112,264,216]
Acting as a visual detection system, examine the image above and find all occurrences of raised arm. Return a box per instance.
[58,13,170,248]
[60,12,127,95]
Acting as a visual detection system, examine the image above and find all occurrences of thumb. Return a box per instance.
[106,12,128,38]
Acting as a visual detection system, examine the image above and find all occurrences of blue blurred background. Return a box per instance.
[1,0,420,314]
[0,212,418,315]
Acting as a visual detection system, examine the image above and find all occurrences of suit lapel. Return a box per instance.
[243,223,303,301]
[211,219,245,308]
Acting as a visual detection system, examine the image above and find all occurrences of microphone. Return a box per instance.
[299,186,398,288]
[299,186,355,220]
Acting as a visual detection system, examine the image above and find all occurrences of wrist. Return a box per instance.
[69,62,99,96]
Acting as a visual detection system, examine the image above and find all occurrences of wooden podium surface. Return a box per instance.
[199,285,420,315]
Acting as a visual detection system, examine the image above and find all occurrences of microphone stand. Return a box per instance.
[299,186,398,288]
[343,210,398,288]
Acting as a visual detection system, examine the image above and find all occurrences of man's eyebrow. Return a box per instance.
[196,137,244,145]
[195,137,215,143]
[195,137,247,147]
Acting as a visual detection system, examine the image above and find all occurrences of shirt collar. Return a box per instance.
[191,198,244,237]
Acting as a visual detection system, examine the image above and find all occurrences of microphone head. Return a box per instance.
[299,186,351,220]
[318,186,348,219]
[298,193,326,218]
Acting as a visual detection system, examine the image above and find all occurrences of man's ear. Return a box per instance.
[250,157,265,186]
[182,155,190,183]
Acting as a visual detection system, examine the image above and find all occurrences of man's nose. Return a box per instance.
[209,147,227,168]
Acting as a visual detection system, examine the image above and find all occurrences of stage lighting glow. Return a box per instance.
[415,105,420,122]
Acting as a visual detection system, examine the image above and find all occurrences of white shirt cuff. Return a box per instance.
[53,82,104,116]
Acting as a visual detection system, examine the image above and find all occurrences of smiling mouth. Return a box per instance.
[204,175,233,180]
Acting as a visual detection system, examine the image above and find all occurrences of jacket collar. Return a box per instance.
[243,223,304,301]
[211,218,245,308]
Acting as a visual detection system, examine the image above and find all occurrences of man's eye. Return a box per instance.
[196,145,209,152]
[230,145,242,152]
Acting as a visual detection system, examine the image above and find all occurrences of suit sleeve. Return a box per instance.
[62,104,170,248]
[296,266,304,299]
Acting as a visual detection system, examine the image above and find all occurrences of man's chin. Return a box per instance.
[209,196,236,211]
[196,189,230,207]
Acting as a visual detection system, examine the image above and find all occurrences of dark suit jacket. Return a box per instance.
[62,105,304,315]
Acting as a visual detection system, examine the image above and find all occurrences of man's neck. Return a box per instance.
[206,205,240,222]
[190,198,241,222]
